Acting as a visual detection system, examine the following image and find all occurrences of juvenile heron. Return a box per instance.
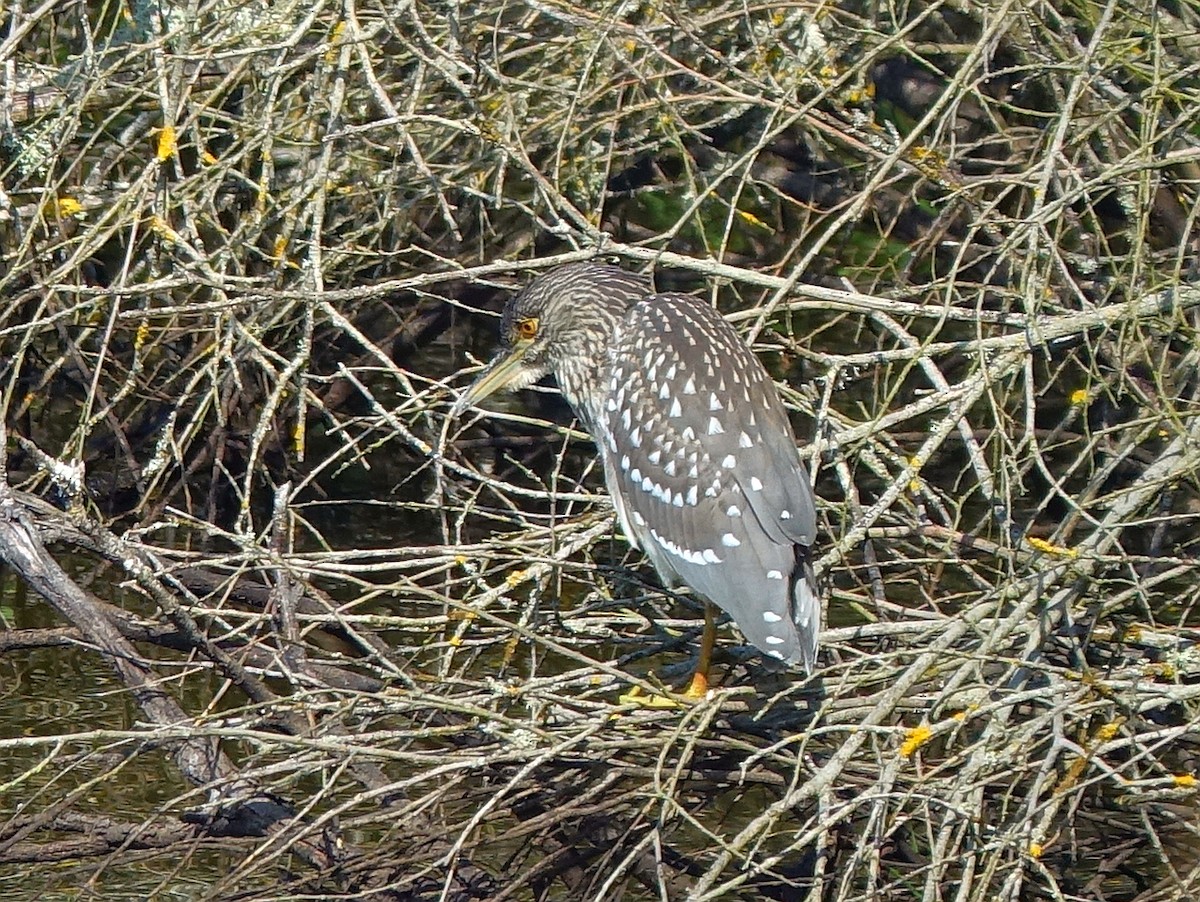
[451,262,820,684]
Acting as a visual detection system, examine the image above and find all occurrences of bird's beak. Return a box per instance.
[449,342,531,418]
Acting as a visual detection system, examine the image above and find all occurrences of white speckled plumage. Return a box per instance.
[456,261,821,673]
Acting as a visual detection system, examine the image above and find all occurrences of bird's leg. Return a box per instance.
[617,604,714,708]
[683,603,716,698]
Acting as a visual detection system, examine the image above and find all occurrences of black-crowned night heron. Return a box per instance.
[451,262,819,686]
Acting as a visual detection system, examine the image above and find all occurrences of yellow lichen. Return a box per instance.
[737,209,773,231]
[56,197,84,217]
[326,21,345,63]
[907,456,922,493]
[156,125,176,162]
[149,215,180,245]
[1026,537,1077,558]
[900,724,932,757]
[846,83,875,104]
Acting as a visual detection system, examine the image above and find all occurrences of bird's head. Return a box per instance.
[451,262,651,419]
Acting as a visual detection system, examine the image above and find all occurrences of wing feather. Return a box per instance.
[598,292,820,667]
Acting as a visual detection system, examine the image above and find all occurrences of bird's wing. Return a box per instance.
[598,293,818,666]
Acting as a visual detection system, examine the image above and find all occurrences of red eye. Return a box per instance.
[516,317,539,340]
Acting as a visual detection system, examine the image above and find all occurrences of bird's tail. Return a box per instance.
[790,550,821,674]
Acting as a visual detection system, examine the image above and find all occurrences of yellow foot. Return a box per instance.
[683,670,709,699]
[617,685,683,709]
[617,675,711,708]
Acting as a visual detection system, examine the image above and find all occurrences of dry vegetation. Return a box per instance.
[2,0,1200,899]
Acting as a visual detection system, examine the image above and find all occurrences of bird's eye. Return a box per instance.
[515,317,539,340]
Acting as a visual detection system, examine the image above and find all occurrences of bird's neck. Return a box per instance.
[556,352,608,438]
[551,306,625,440]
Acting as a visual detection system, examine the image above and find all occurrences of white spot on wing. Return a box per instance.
[686,485,698,505]
[702,548,722,563]
[750,476,764,491]
[767,569,784,580]
[763,611,782,622]
[649,528,709,567]
[683,376,696,395]
[780,509,791,519]
[721,454,735,469]
[709,392,723,411]
[765,636,785,645]
[669,398,682,417]
[726,504,741,517]
[648,450,661,465]
[739,431,753,448]
[708,417,724,435]
[621,455,630,471]
[721,532,741,547]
